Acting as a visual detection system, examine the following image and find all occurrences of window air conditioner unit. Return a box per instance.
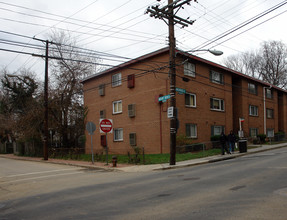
[127,74,135,88]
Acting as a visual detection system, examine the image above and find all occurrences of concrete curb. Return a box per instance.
[0,155,117,172]
[150,144,287,171]
[1,144,287,172]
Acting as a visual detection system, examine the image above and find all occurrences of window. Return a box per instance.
[100,110,106,119]
[266,89,273,99]
[248,83,257,95]
[128,104,136,117]
[210,70,224,84]
[250,128,258,137]
[210,98,224,111]
[101,135,106,146]
[249,105,258,116]
[185,93,196,107]
[98,84,105,96]
[267,129,274,138]
[186,124,197,138]
[266,108,274,119]
[129,133,136,146]
[184,62,195,77]
[113,100,122,114]
[211,125,225,136]
[112,73,122,87]
[114,128,123,141]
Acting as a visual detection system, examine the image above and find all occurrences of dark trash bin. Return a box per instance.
[238,139,247,153]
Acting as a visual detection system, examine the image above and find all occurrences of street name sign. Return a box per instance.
[176,87,186,94]
[158,94,170,102]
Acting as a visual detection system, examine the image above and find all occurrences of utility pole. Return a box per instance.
[146,0,196,165]
[168,0,177,165]
[43,40,49,160]
[33,38,50,160]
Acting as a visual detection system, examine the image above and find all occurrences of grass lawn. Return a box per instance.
[56,148,222,165]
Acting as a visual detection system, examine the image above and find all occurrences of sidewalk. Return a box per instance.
[1,143,286,172]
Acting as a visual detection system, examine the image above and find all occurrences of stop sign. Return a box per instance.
[100,119,113,133]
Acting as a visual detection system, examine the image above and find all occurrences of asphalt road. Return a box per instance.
[1,147,287,220]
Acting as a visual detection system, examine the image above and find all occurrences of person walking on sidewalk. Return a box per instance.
[228,130,236,153]
[220,131,229,155]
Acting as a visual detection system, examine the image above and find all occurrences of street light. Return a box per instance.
[186,49,224,56]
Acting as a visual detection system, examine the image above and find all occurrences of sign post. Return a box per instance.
[239,118,245,138]
[100,119,113,165]
[86,121,96,164]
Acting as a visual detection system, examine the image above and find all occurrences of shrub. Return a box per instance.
[257,134,266,143]
[176,134,192,146]
[210,135,220,142]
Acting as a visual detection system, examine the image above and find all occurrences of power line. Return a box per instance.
[193,0,287,50]
[35,0,100,37]
[0,1,165,41]
[210,8,287,49]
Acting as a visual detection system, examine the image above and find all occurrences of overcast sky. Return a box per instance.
[1,0,287,80]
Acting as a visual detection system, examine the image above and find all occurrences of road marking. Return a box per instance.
[0,168,83,179]
[0,171,84,185]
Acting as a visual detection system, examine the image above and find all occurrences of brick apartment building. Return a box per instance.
[82,47,287,155]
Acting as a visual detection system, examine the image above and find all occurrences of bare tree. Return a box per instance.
[223,40,287,88]
[48,30,98,148]
[258,41,287,88]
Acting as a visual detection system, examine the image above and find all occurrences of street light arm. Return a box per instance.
[185,49,223,56]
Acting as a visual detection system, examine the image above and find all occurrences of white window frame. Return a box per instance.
[186,123,197,138]
[210,70,224,84]
[114,128,123,141]
[210,98,225,111]
[267,128,274,138]
[249,105,258,116]
[184,62,195,77]
[185,93,196,107]
[112,73,122,87]
[211,125,225,136]
[113,100,122,114]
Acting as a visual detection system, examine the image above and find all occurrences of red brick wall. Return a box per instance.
[236,79,278,137]
[176,58,233,143]
[83,53,171,154]
[83,50,286,155]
